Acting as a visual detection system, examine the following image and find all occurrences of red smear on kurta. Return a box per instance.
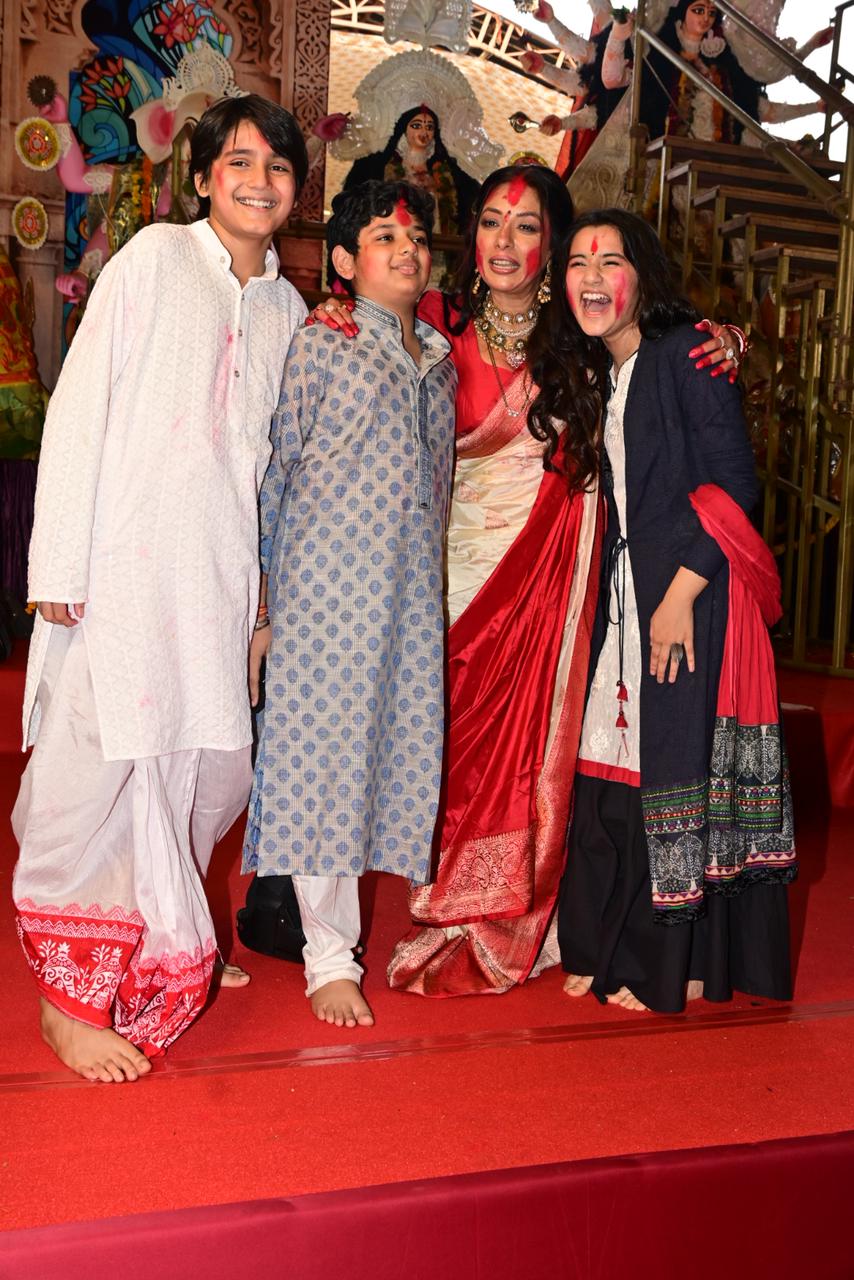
[507,175,528,206]
[395,198,412,226]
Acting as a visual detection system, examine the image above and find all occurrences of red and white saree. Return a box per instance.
[387,365,602,995]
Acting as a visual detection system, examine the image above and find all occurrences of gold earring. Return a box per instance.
[472,270,484,296]
[537,262,552,305]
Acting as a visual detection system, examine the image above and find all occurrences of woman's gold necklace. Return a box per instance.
[483,334,533,420]
[474,292,539,370]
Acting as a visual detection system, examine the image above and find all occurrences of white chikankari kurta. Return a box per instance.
[23,219,306,760]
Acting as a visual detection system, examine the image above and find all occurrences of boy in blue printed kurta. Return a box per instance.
[243,181,457,1027]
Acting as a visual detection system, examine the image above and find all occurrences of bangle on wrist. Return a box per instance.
[254,616,270,631]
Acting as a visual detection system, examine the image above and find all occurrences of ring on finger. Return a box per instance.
[325,302,337,313]
[718,334,726,350]
[670,643,684,665]
[725,346,735,360]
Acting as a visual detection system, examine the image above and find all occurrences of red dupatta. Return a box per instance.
[689,483,796,891]
[387,374,603,995]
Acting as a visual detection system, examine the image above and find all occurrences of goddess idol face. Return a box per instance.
[405,112,436,152]
[681,1,719,39]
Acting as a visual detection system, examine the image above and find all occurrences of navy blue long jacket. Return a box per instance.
[593,322,759,794]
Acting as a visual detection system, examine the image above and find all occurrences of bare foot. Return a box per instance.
[563,974,594,997]
[686,979,704,1001]
[40,999,151,1083]
[214,961,251,989]
[309,979,374,1028]
[606,985,649,1012]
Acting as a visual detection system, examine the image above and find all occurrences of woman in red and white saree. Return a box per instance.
[386,308,602,995]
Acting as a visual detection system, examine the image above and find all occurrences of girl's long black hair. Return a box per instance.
[527,208,699,493]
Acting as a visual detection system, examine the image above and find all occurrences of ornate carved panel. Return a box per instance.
[221,0,264,63]
[20,0,40,39]
[269,3,283,78]
[44,0,76,35]
[292,0,331,219]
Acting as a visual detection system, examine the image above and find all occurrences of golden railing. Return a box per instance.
[627,0,854,674]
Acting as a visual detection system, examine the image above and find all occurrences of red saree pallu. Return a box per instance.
[388,374,603,995]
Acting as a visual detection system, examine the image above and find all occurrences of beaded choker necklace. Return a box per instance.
[473,293,539,370]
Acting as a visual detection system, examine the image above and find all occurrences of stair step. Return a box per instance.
[693,185,836,220]
[666,158,819,196]
[782,276,836,300]
[750,244,838,275]
[720,213,840,249]
[646,134,842,178]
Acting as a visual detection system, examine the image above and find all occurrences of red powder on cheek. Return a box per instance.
[614,273,626,316]
[507,175,528,206]
[525,248,540,278]
[476,248,485,274]
[394,198,412,226]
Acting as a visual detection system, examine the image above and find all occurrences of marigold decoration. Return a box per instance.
[12,199,49,251]
[14,117,61,171]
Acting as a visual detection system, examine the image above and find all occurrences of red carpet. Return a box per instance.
[1,649,853,1272]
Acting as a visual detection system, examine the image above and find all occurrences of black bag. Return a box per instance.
[236,874,306,963]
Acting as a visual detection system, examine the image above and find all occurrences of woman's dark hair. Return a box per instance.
[443,163,574,336]
[528,208,699,494]
[326,179,435,296]
[190,94,309,218]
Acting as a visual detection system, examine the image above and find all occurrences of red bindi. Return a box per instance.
[590,236,598,254]
[507,175,528,206]
[394,198,412,226]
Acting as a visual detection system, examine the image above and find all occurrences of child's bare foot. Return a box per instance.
[309,979,374,1028]
[40,999,151,1083]
[686,979,704,1001]
[606,985,649,1012]
[214,961,251,989]
[563,974,594,997]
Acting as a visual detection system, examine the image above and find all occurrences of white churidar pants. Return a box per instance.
[292,875,363,996]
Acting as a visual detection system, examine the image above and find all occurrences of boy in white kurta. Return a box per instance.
[12,95,308,1082]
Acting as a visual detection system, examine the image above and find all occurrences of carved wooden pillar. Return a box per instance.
[275,0,331,292]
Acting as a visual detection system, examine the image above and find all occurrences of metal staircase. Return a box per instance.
[629,0,854,675]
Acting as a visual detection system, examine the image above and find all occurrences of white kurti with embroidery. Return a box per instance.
[578,352,642,784]
[23,220,306,761]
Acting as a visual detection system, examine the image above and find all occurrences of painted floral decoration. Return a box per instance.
[12,198,49,251]
[14,117,61,171]
[153,0,206,49]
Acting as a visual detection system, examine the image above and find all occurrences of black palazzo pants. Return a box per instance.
[558,774,793,1013]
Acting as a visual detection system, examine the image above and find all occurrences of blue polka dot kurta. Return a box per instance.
[242,298,457,884]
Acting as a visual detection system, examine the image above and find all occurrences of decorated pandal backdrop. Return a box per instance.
[0,0,829,603]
